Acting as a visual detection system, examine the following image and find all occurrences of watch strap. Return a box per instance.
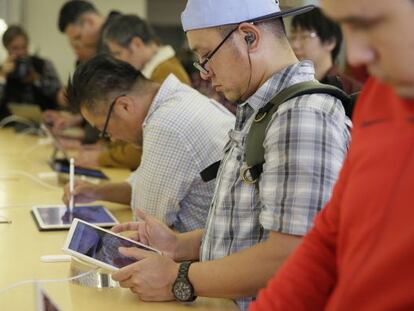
[178,261,192,279]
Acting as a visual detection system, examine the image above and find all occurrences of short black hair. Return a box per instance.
[58,0,98,33]
[291,7,343,61]
[103,14,158,47]
[66,54,148,113]
[2,25,28,48]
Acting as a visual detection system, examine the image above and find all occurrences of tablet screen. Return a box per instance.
[51,159,108,179]
[68,221,143,268]
[32,205,118,230]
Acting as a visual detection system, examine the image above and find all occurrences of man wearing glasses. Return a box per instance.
[109,0,350,309]
[290,7,362,95]
[65,54,234,233]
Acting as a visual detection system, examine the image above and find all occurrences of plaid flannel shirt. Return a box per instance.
[200,61,351,310]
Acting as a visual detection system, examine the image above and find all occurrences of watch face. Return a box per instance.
[173,280,193,302]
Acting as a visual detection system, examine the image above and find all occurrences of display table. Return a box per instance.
[0,128,238,310]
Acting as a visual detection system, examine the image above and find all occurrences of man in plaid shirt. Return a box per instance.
[110,1,351,309]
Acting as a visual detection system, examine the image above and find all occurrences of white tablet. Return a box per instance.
[32,205,118,231]
[63,219,161,272]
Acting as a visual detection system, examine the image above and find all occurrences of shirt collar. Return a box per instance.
[243,60,316,111]
[142,74,180,126]
[141,45,176,79]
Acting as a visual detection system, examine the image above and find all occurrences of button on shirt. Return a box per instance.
[128,74,235,233]
[200,61,351,310]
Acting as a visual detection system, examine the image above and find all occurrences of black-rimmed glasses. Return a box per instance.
[100,94,125,139]
[193,26,238,75]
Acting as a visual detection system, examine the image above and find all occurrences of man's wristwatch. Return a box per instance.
[172,261,197,302]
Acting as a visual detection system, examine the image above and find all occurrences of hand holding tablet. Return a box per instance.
[63,219,160,272]
[111,208,179,258]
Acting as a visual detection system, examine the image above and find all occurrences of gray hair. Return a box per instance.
[66,54,151,114]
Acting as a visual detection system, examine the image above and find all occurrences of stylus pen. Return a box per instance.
[69,157,75,214]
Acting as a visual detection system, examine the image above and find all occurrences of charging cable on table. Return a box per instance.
[0,268,99,296]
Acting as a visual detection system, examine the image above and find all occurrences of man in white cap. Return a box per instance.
[110,1,351,309]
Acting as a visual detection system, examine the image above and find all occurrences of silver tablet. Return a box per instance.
[32,205,118,231]
[63,218,161,272]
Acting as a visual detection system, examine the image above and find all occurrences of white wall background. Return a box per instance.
[2,0,348,81]
[19,0,147,83]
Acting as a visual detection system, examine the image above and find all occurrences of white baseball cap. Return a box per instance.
[181,0,314,32]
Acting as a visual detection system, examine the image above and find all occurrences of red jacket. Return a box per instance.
[250,78,414,311]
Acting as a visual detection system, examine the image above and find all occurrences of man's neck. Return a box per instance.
[143,43,160,67]
[314,56,333,81]
[241,49,298,102]
[142,83,161,115]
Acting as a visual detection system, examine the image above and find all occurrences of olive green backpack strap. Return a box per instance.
[242,80,350,184]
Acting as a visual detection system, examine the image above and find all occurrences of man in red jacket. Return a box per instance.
[250,0,414,310]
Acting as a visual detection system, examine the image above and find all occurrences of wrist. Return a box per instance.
[170,233,182,261]
[173,230,201,262]
[171,261,180,283]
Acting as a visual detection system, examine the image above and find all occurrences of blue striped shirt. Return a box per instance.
[129,74,235,232]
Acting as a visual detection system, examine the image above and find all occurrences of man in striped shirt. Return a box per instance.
[64,54,234,233]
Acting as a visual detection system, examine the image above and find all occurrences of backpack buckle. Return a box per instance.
[241,167,258,184]
[254,111,267,122]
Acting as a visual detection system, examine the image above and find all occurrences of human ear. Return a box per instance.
[114,96,133,117]
[238,23,260,50]
[130,36,145,50]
